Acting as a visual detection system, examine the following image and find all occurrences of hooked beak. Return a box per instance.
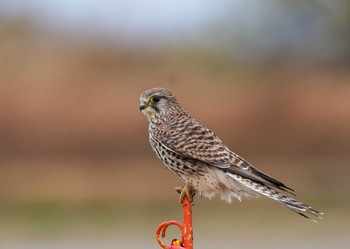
[139,101,148,111]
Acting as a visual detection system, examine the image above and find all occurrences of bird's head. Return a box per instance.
[139,88,181,120]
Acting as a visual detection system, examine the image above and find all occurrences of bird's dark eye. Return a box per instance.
[150,96,160,103]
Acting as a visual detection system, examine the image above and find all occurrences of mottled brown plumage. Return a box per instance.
[140,87,323,221]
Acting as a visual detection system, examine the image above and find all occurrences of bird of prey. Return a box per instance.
[139,87,323,221]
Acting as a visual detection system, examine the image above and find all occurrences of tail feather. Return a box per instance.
[226,166,296,196]
[226,173,324,221]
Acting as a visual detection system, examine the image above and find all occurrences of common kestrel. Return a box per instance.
[139,87,322,221]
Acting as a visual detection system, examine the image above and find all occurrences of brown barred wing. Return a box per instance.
[159,117,233,168]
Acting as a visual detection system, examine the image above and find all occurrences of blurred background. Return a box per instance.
[0,1,349,248]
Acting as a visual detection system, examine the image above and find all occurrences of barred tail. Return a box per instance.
[227,173,324,222]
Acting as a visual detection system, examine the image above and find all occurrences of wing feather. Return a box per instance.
[160,117,294,194]
[159,118,232,168]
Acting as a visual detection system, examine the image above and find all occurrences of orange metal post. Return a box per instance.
[155,195,194,249]
[182,197,193,249]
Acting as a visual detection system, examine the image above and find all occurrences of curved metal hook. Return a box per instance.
[156,220,184,249]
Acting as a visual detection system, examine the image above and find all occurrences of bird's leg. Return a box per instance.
[175,184,195,203]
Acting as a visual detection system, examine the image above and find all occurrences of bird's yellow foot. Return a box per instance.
[175,185,195,203]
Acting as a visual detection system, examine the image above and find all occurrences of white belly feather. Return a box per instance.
[183,166,259,203]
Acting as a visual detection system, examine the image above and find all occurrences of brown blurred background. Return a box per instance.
[0,1,349,249]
